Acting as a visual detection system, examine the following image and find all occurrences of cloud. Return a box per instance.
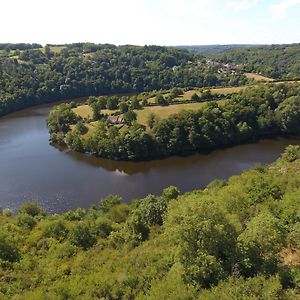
[227,0,259,12]
[270,0,300,19]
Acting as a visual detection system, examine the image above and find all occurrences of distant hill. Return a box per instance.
[178,44,263,54]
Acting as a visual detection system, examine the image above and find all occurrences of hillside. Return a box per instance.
[0,43,248,117]
[0,145,300,299]
[209,44,300,80]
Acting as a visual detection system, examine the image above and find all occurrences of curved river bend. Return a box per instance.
[0,102,299,213]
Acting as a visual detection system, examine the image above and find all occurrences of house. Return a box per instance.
[107,115,125,125]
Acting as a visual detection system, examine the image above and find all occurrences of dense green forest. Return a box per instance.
[0,146,300,299]
[0,43,247,117]
[48,83,300,160]
[209,44,300,80]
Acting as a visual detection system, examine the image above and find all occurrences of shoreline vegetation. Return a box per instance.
[0,145,300,298]
[47,82,300,161]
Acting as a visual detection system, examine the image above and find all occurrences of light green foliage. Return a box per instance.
[280,145,300,162]
[138,263,196,300]
[0,148,300,298]
[238,211,284,275]
[18,201,45,217]
[198,275,284,300]
[99,194,122,213]
[165,196,238,287]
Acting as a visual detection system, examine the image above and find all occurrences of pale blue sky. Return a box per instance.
[1,0,300,45]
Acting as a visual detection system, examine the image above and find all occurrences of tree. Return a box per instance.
[147,112,158,129]
[99,195,122,213]
[18,201,45,217]
[124,110,137,125]
[65,131,84,152]
[276,96,300,134]
[191,93,200,102]
[0,234,19,262]
[47,104,78,134]
[75,120,88,135]
[238,211,284,275]
[118,101,129,113]
[155,94,169,106]
[130,97,141,110]
[68,224,96,250]
[165,197,238,288]
[90,101,102,121]
[44,45,52,59]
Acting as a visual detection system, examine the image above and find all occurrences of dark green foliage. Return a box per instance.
[211,44,300,79]
[67,223,96,250]
[156,94,169,106]
[42,220,68,240]
[75,120,88,135]
[2,43,246,117]
[191,92,200,101]
[0,234,19,263]
[47,104,78,135]
[123,110,137,125]
[18,201,45,217]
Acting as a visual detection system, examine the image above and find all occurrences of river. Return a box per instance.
[0,102,299,213]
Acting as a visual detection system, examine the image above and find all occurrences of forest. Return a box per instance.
[47,83,300,160]
[0,43,248,117]
[1,43,300,117]
[209,44,300,80]
[0,145,300,299]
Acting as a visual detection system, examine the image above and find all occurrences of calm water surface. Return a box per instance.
[0,102,299,213]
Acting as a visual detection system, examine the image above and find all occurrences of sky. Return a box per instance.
[1,0,300,46]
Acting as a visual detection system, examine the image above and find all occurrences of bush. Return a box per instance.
[18,201,45,217]
[2,208,12,217]
[68,224,96,250]
[17,213,37,230]
[0,234,19,263]
[280,145,300,162]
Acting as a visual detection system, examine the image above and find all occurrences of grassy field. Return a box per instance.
[209,86,247,95]
[73,105,92,118]
[147,86,247,104]
[135,102,224,126]
[72,105,118,118]
[245,73,274,82]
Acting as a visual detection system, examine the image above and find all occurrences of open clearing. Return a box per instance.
[72,105,117,119]
[147,86,247,103]
[245,73,274,82]
[135,102,225,126]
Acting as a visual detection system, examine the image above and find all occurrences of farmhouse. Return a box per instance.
[107,115,124,125]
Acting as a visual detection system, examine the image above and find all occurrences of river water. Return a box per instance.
[0,102,299,213]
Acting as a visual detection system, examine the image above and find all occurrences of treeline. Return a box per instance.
[210,44,300,79]
[0,43,247,116]
[48,83,300,160]
[0,43,42,51]
[1,146,300,298]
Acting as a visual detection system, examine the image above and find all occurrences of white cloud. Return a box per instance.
[227,0,259,12]
[270,0,300,19]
